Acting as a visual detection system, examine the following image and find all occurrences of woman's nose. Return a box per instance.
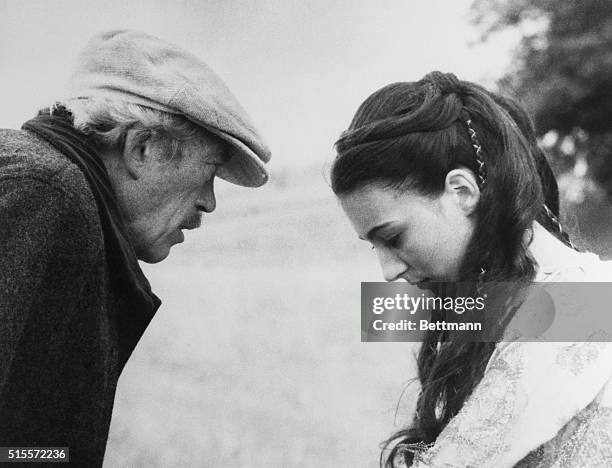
[376,247,407,282]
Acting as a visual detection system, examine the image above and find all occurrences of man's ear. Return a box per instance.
[121,129,153,180]
[444,168,480,215]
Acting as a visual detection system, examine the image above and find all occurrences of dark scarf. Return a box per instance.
[22,106,161,362]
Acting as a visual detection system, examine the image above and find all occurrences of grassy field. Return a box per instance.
[103,170,421,468]
[103,167,612,468]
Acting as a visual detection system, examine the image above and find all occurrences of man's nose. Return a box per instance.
[376,247,407,282]
[196,179,216,213]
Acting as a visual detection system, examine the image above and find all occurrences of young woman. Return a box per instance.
[331,72,612,467]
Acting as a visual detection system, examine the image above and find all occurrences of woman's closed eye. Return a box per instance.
[384,233,402,248]
[371,233,402,250]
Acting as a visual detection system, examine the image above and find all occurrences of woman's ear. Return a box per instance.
[444,168,480,215]
[121,129,153,180]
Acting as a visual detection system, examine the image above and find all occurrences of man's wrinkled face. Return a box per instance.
[123,133,228,263]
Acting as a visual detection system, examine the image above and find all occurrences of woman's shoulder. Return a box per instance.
[536,251,612,282]
[502,252,612,343]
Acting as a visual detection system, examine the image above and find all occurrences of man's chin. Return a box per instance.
[135,232,184,264]
[137,245,171,264]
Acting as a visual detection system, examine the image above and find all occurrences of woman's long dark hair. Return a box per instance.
[330,72,573,467]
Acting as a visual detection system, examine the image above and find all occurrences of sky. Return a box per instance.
[0,0,518,170]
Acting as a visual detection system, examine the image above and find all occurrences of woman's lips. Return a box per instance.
[406,277,431,286]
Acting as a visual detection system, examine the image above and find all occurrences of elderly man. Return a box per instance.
[0,30,270,466]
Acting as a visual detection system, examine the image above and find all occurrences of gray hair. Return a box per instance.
[65,97,212,159]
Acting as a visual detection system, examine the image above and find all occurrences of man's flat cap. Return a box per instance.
[65,30,270,187]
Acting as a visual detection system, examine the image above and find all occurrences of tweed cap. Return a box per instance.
[65,30,270,187]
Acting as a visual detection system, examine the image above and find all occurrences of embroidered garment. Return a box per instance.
[405,252,612,467]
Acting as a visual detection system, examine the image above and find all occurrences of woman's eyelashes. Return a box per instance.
[370,233,402,250]
[384,233,402,249]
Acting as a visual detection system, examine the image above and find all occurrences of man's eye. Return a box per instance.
[206,162,222,174]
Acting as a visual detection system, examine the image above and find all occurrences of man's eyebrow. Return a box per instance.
[359,222,392,241]
[206,147,230,165]
[219,145,231,163]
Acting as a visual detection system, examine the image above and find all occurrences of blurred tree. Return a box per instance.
[471,0,612,195]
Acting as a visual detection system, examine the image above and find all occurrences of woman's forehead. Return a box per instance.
[339,184,425,237]
[340,184,397,214]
